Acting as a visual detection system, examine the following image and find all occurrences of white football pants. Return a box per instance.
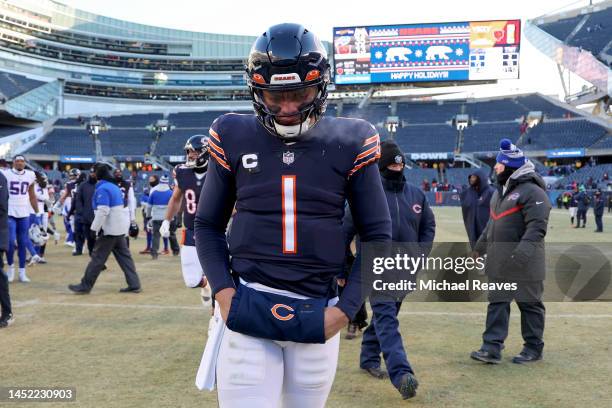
[216,281,340,408]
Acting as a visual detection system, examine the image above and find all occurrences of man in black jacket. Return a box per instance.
[343,141,435,400]
[575,186,589,228]
[72,168,97,256]
[471,139,551,364]
[460,170,495,249]
[0,170,13,328]
[593,190,604,232]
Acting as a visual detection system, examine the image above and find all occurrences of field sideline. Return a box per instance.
[3,207,612,408]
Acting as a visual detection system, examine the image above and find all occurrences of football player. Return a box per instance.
[113,169,137,227]
[161,135,211,306]
[55,168,80,247]
[194,24,391,407]
[1,155,38,282]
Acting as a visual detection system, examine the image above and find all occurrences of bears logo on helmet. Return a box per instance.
[184,134,210,172]
[246,23,330,140]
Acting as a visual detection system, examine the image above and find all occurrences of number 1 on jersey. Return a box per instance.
[282,175,297,254]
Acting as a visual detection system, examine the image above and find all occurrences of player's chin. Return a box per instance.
[274,115,302,126]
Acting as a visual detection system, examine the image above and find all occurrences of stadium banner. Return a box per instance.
[333,20,520,85]
[59,155,95,163]
[546,148,585,158]
[410,152,454,161]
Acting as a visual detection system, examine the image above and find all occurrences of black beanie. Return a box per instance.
[93,162,114,182]
[378,141,405,170]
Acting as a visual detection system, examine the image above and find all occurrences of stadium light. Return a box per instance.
[385,116,400,139]
[86,118,107,161]
[147,119,175,156]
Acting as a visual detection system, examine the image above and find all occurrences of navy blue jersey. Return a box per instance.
[66,180,77,198]
[194,113,392,319]
[174,164,206,231]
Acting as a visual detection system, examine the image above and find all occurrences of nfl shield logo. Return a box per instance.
[282,151,295,165]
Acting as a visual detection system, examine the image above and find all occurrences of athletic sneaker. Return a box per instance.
[6,266,15,283]
[19,269,31,283]
[38,257,47,264]
[0,314,15,328]
[64,241,75,248]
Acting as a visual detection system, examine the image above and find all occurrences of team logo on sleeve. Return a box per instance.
[282,151,295,165]
[271,304,295,321]
[507,192,520,201]
[412,204,422,214]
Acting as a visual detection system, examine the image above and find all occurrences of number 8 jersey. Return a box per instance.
[174,164,206,232]
[1,168,36,218]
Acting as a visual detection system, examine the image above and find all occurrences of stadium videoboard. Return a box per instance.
[333,20,520,85]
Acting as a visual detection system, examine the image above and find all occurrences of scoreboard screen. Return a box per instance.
[333,20,520,85]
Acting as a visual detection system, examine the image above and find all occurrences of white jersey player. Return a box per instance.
[0,155,38,282]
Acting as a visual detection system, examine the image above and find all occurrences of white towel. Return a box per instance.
[195,302,225,391]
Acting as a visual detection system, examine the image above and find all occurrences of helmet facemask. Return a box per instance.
[251,83,327,140]
[246,24,330,141]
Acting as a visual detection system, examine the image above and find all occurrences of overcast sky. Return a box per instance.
[59,0,600,98]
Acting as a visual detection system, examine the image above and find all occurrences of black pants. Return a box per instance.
[151,220,179,256]
[0,251,11,317]
[595,215,603,232]
[75,220,96,255]
[482,279,545,356]
[576,209,587,227]
[81,235,140,290]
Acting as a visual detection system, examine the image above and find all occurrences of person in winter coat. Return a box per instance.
[460,170,495,249]
[342,141,435,400]
[471,139,551,365]
[72,168,97,256]
[68,162,141,294]
[575,186,590,228]
[146,174,179,259]
[0,171,14,328]
[593,190,604,232]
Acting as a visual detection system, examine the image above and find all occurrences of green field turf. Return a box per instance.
[2,207,611,407]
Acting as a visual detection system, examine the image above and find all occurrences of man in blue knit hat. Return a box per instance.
[471,139,551,364]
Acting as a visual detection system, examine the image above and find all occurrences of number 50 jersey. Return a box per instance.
[1,168,36,218]
[195,113,392,319]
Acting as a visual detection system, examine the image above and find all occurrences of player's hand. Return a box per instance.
[216,287,236,322]
[159,220,171,238]
[336,278,346,287]
[324,306,349,340]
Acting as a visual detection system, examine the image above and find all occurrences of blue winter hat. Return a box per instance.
[160,174,169,183]
[496,138,526,168]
